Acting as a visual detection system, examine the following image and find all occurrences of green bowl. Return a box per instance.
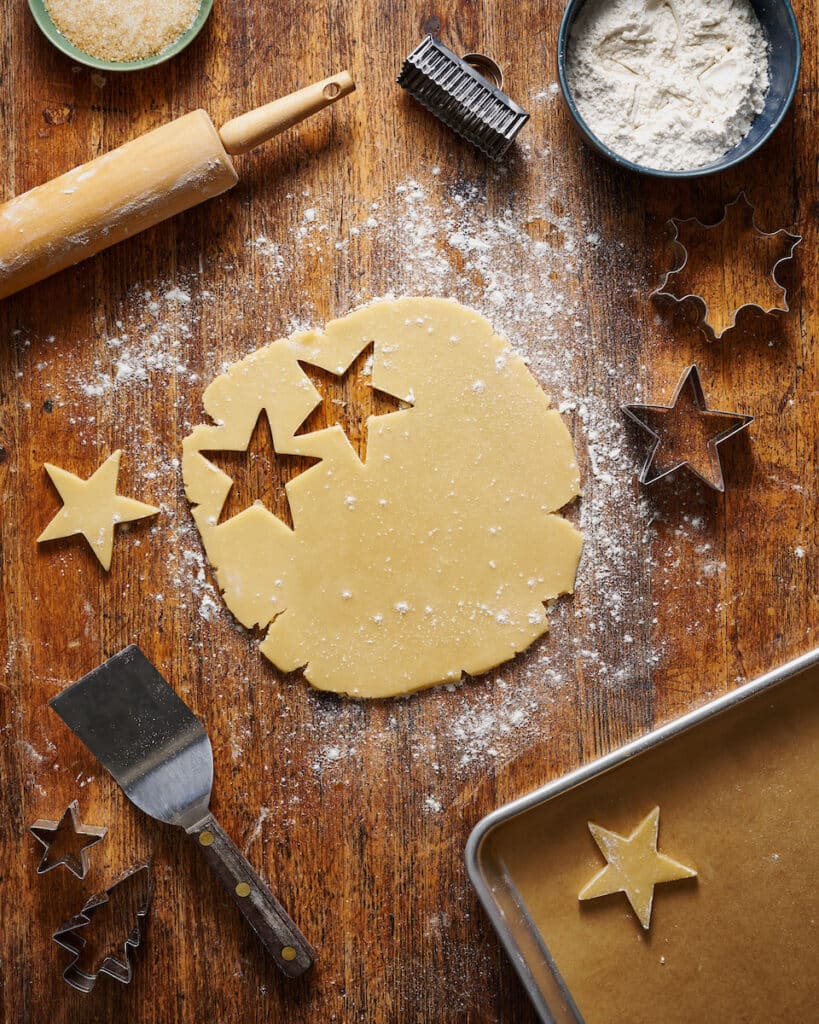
[28,0,213,72]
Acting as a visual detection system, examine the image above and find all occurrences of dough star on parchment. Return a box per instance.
[182,297,583,698]
[37,450,159,570]
[578,806,697,929]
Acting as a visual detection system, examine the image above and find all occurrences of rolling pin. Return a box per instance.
[0,71,355,300]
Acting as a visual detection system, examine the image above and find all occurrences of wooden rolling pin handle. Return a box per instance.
[219,71,356,156]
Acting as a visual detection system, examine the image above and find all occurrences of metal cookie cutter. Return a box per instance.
[53,861,153,993]
[622,365,753,492]
[652,193,802,340]
[397,35,529,160]
[30,800,107,879]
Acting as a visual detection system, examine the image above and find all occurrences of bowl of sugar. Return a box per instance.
[29,0,213,71]
[557,0,801,177]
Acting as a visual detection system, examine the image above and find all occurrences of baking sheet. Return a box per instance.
[467,648,819,1023]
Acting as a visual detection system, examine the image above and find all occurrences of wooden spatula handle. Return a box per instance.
[187,813,314,976]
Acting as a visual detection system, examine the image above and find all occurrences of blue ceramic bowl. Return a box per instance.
[557,0,801,178]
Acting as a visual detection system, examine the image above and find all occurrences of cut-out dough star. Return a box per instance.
[295,341,410,463]
[37,450,159,570]
[622,365,753,491]
[30,800,107,879]
[578,807,696,929]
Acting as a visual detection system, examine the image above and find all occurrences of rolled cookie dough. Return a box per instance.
[182,297,583,697]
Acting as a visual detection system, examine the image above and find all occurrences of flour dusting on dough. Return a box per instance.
[183,298,583,697]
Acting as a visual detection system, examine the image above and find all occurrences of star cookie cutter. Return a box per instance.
[652,193,802,340]
[622,365,753,492]
[53,861,153,993]
[29,800,107,879]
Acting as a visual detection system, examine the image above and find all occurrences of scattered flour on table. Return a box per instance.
[64,295,201,398]
[241,172,669,771]
[16,162,682,777]
[533,82,561,103]
[566,0,769,170]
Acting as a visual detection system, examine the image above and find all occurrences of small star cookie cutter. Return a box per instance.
[29,800,107,879]
[622,365,754,492]
[52,860,153,993]
[652,193,802,340]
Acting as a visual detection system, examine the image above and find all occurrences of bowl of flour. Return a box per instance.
[558,0,800,176]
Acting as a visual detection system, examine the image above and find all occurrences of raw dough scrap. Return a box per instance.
[578,807,697,929]
[37,450,159,570]
[182,297,583,698]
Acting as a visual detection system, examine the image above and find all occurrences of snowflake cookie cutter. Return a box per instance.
[622,365,754,492]
[29,800,107,879]
[53,860,153,993]
[652,193,802,340]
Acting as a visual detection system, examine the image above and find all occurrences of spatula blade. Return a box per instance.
[50,646,213,830]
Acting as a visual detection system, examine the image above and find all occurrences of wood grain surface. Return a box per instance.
[0,2,816,1022]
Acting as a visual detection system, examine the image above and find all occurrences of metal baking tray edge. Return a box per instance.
[465,645,819,1024]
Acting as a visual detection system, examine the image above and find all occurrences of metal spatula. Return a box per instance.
[49,645,314,977]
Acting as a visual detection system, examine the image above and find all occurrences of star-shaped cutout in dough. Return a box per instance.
[295,341,410,463]
[201,410,320,529]
[653,193,802,339]
[30,800,107,879]
[578,807,696,929]
[622,365,753,491]
[37,450,159,570]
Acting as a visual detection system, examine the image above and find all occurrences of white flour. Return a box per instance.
[566,0,769,171]
[17,160,675,775]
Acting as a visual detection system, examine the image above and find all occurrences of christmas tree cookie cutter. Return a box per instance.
[652,193,802,340]
[52,861,153,993]
[621,365,753,492]
[30,800,107,879]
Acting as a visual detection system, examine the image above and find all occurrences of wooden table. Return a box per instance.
[1,2,815,1021]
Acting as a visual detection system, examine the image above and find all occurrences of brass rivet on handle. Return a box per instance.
[235,881,251,897]
[199,830,215,846]
[281,946,297,962]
